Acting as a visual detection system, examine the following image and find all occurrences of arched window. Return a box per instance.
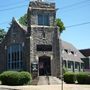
[7,44,23,70]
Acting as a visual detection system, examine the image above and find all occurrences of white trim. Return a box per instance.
[29,7,55,10]
[31,25,50,27]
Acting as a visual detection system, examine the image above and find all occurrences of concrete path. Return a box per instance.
[49,76,63,85]
[25,85,90,90]
[0,84,90,90]
[22,85,90,90]
[37,76,63,85]
[37,76,49,85]
[0,85,20,90]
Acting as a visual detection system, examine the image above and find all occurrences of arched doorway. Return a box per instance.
[39,56,51,76]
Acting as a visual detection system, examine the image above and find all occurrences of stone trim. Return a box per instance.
[29,7,55,11]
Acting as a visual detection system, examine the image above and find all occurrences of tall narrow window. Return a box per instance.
[7,44,23,70]
[75,62,78,69]
[42,30,45,38]
[38,14,49,26]
[38,14,43,25]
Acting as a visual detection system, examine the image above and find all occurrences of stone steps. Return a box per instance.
[37,76,64,85]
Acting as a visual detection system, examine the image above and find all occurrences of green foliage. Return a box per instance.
[64,72,75,84]
[18,14,65,33]
[56,18,65,33]
[19,14,27,26]
[0,71,32,85]
[18,71,32,85]
[76,72,90,84]
[63,67,67,74]
[0,71,19,85]
[64,72,90,84]
[0,28,6,42]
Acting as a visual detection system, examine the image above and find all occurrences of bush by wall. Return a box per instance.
[64,72,90,84]
[0,71,32,85]
[63,67,67,74]
[63,72,76,84]
[76,72,90,84]
[18,71,32,85]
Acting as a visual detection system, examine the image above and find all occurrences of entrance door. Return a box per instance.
[39,56,51,76]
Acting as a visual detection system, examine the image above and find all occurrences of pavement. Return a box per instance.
[0,84,90,90]
[0,76,90,90]
[38,76,64,85]
[38,76,49,85]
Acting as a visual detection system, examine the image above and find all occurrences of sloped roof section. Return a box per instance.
[80,48,90,57]
[62,40,76,51]
[1,18,27,44]
[12,18,27,32]
[61,40,85,63]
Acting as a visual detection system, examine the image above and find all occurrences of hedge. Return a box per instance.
[64,72,90,84]
[0,71,32,85]
[63,72,76,84]
[77,72,90,84]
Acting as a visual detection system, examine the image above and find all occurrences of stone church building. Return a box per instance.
[0,1,85,77]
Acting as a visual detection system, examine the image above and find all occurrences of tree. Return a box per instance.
[19,14,65,33]
[19,14,27,26]
[0,28,6,42]
[56,18,65,33]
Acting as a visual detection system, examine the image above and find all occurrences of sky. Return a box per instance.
[0,0,90,49]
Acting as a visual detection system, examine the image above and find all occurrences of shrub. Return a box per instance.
[76,72,90,84]
[18,71,32,85]
[0,71,32,85]
[64,72,76,84]
[63,67,67,74]
[0,71,19,85]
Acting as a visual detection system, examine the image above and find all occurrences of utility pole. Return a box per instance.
[60,38,63,90]
[55,25,63,90]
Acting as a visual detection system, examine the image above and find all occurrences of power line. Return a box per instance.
[0,20,90,29]
[0,4,28,12]
[0,0,89,13]
[59,0,90,10]
[66,21,90,28]
[0,21,11,25]
[0,0,89,14]
[59,3,90,16]
[0,0,29,7]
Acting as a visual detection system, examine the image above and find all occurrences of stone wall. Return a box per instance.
[28,1,56,26]
[0,19,27,72]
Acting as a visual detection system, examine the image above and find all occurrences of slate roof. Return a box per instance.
[13,18,27,32]
[80,49,90,57]
[61,40,85,63]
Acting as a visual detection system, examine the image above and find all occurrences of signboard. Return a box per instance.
[31,62,38,72]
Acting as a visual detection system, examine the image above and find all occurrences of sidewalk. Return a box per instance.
[0,76,90,90]
[0,84,90,90]
[19,84,90,90]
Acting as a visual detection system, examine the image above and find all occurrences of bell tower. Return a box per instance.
[26,0,60,77]
[27,0,56,27]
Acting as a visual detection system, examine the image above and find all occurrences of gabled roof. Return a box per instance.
[61,40,85,63]
[0,18,27,44]
[11,17,27,32]
[80,48,90,57]
[62,51,83,62]
[62,40,76,51]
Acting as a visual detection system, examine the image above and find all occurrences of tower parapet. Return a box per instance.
[29,1,55,9]
[28,0,56,26]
